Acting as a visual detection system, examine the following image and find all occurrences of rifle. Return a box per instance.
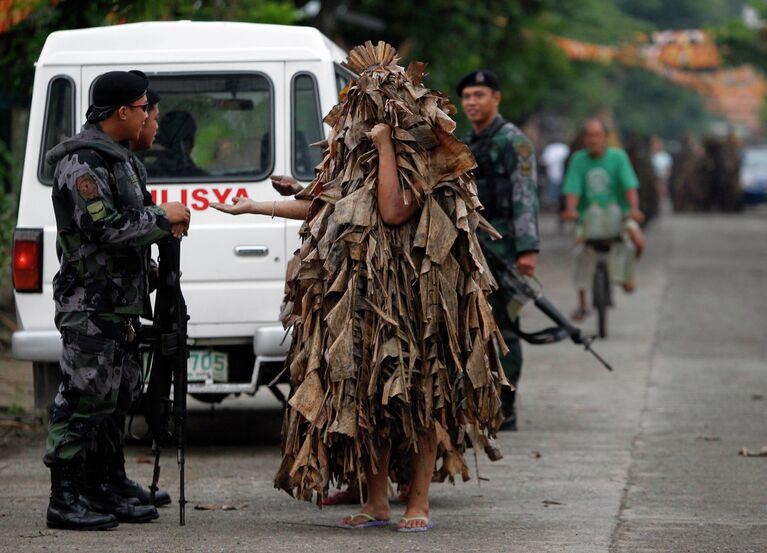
[141,237,190,525]
[479,236,613,372]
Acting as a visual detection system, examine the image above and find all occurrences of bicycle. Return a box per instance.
[586,238,620,339]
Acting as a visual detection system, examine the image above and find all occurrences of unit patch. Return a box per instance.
[77,175,100,201]
[86,200,107,222]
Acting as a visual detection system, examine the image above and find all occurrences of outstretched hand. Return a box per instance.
[210,196,257,215]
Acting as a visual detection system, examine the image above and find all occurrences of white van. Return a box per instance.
[12,21,351,408]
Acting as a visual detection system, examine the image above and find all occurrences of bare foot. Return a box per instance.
[322,487,362,506]
[571,306,590,321]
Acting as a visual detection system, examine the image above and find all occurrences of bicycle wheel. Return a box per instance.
[592,261,609,339]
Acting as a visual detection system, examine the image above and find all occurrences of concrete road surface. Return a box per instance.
[0,212,765,552]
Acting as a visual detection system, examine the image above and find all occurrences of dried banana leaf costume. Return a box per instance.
[275,42,508,502]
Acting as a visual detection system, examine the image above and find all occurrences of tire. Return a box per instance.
[592,263,609,339]
[33,361,61,411]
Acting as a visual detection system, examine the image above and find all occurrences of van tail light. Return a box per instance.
[13,228,44,293]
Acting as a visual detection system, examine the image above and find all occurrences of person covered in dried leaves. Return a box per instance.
[212,42,508,533]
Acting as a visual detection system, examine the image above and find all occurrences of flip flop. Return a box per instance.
[397,516,433,533]
[337,513,391,529]
[322,489,361,506]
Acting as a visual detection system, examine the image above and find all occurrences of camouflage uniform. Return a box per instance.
[44,123,171,467]
[467,115,540,389]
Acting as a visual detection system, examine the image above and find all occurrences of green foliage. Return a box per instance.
[617,0,744,30]
[0,140,21,291]
[0,0,298,98]
[0,188,16,290]
[540,0,652,44]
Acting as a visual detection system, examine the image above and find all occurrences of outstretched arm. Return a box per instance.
[210,196,311,220]
[370,123,421,226]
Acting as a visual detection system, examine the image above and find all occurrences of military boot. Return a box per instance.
[80,456,159,523]
[110,444,171,507]
[500,389,518,431]
[46,462,119,530]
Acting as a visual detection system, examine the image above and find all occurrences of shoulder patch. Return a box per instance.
[77,175,100,201]
[514,140,533,160]
[86,200,107,222]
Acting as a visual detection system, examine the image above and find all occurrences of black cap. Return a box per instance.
[86,70,148,122]
[455,69,500,96]
[146,88,161,108]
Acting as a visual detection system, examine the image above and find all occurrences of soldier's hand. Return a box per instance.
[517,251,537,277]
[560,209,578,222]
[367,123,392,149]
[171,222,188,239]
[210,196,257,215]
[161,202,191,226]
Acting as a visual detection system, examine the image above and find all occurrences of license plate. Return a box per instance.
[187,350,228,383]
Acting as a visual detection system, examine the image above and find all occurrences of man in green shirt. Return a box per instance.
[561,118,644,320]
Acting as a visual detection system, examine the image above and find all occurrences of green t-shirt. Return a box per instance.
[562,147,639,216]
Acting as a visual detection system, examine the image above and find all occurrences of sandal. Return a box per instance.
[338,512,391,529]
[570,306,590,322]
[321,488,361,506]
[397,516,433,533]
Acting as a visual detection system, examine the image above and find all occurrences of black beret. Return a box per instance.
[86,70,148,122]
[455,69,500,96]
[92,70,148,107]
[146,88,161,107]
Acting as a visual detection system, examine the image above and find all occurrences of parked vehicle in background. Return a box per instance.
[12,21,353,409]
[741,146,767,205]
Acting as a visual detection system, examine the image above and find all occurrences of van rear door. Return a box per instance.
[81,64,287,338]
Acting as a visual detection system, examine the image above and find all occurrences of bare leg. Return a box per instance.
[340,442,391,526]
[579,289,588,311]
[398,428,438,530]
[572,289,589,321]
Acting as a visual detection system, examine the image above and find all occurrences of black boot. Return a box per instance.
[46,462,119,530]
[500,389,518,431]
[80,457,159,523]
[110,444,171,507]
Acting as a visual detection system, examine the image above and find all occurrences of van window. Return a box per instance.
[335,64,355,94]
[136,73,273,183]
[291,73,323,181]
[39,76,75,184]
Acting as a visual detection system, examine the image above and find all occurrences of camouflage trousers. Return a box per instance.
[483,230,524,388]
[44,312,142,467]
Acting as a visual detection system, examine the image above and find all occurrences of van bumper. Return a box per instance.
[12,326,292,395]
[187,325,291,396]
[12,331,61,362]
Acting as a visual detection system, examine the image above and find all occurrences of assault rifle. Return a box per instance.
[141,237,190,525]
[479,236,613,372]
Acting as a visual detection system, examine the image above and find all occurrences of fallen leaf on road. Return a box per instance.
[134,455,154,464]
[530,450,542,459]
[738,446,767,457]
[542,500,563,507]
[194,503,248,511]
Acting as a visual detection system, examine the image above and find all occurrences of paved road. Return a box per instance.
[0,212,765,552]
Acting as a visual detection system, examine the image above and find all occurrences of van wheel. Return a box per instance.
[33,362,61,412]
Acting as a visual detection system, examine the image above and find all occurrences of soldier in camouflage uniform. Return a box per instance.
[43,71,190,530]
[457,70,541,431]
